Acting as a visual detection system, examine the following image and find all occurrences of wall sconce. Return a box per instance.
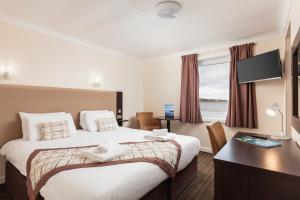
[92,78,102,88]
[1,64,12,80]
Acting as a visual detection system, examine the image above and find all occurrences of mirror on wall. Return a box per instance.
[293,39,299,117]
[298,50,300,116]
[298,50,300,74]
[292,27,300,133]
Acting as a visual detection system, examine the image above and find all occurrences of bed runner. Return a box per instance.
[26,140,181,200]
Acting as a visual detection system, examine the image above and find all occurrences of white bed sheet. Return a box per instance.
[1,127,200,200]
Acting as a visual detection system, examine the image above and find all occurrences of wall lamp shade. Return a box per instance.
[92,78,101,88]
[266,108,277,117]
[265,103,290,140]
[1,64,12,80]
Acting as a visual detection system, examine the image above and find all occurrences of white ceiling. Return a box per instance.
[0,0,288,60]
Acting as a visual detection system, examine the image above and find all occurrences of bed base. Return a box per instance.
[5,156,197,200]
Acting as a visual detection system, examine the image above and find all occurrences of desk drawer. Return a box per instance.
[214,160,300,200]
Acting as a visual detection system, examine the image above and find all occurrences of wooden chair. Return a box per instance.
[136,112,162,131]
[206,121,227,155]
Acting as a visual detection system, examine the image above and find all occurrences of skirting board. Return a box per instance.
[292,128,300,148]
[0,176,5,184]
[200,146,212,153]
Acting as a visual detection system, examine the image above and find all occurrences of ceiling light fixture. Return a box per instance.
[155,1,181,19]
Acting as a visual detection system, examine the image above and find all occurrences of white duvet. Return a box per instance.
[1,127,200,200]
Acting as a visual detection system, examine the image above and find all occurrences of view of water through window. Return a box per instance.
[200,100,228,121]
[199,57,230,121]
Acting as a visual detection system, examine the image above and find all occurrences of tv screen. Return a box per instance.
[237,49,282,84]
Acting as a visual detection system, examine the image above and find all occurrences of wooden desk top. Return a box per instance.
[214,132,300,178]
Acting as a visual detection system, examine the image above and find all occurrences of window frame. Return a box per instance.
[198,55,230,122]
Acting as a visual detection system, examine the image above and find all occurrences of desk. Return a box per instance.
[156,117,180,132]
[214,132,300,200]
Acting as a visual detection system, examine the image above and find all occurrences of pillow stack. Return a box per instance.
[80,110,119,132]
[19,112,76,141]
[19,110,119,141]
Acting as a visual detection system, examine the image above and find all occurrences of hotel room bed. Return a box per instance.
[0,84,200,200]
[1,127,200,200]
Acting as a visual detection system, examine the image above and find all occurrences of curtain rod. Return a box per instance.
[198,47,229,54]
[200,61,230,67]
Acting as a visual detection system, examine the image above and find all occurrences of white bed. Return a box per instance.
[1,127,200,200]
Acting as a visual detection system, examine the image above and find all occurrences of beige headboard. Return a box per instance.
[0,84,118,146]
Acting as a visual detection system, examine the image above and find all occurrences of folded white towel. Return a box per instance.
[91,145,108,153]
[144,133,176,142]
[152,129,168,136]
[83,143,129,162]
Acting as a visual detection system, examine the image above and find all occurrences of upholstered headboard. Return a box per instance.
[0,84,119,146]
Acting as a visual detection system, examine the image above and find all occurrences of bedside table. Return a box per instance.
[117,119,129,126]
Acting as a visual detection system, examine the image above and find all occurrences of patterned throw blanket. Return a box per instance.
[26,140,181,200]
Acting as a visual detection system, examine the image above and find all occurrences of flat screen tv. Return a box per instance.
[237,49,282,84]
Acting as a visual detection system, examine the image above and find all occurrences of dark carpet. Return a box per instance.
[0,184,10,200]
[176,152,214,200]
[0,152,214,200]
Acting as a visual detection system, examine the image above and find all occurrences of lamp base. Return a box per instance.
[270,135,291,140]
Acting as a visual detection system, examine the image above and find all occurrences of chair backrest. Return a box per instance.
[206,121,227,155]
[136,112,154,128]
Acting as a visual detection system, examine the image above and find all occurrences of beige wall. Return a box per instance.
[144,37,285,152]
[283,24,292,137]
[0,21,144,120]
[290,0,300,43]
[0,21,144,181]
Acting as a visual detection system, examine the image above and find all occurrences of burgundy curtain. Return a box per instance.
[225,43,257,128]
[180,54,202,124]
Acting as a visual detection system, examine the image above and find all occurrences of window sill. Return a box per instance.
[202,119,226,124]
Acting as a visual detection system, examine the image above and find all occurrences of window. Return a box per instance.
[199,56,230,121]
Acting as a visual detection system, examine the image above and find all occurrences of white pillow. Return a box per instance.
[25,113,76,141]
[85,111,118,132]
[80,110,109,130]
[19,112,65,140]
